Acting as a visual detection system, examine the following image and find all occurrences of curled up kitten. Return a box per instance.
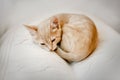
[24,13,98,62]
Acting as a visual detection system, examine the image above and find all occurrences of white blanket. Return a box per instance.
[0,14,120,80]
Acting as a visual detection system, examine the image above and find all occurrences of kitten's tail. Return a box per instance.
[56,47,86,62]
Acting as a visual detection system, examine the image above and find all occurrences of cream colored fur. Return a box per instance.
[25,13,98,62]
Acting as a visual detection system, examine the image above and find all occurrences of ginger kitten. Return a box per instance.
[24,13,98,62]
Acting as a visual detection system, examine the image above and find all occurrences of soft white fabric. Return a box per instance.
[0,14,120,80]
[0,25,74,80]
[0,0,120,33]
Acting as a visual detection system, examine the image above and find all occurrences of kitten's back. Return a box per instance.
[56,13,98,61]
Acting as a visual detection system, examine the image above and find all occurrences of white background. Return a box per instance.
[0,0,120,37]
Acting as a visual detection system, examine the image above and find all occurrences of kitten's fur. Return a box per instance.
[24,13,98,62]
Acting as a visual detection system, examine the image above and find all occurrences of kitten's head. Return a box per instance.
[24,17,62,51]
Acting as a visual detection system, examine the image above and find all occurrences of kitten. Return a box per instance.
[24,13,98,62]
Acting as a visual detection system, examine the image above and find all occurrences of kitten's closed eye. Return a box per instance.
[40,43,45,45]
[51,38,56,42]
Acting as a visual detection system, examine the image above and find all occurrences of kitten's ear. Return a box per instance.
[50,17,61,32]
[24,24,38,36]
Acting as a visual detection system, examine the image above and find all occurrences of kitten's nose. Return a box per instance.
[48,44,56,51]
[49,48,52,51]
[48,46,53,51]
[49,47,55,51]
[50,48,55,51]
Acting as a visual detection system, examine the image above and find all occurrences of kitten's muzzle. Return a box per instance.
[49,46,57,51]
